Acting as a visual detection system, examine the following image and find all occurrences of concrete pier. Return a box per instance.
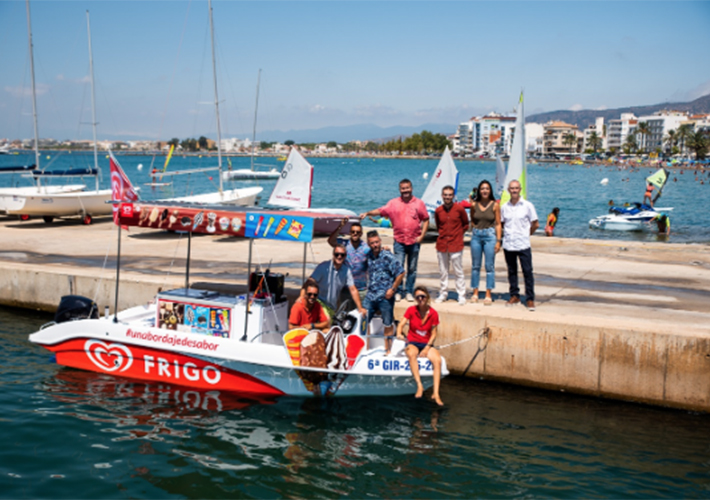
[1,216,709,411]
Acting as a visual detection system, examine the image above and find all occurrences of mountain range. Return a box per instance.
[525,93,710,129]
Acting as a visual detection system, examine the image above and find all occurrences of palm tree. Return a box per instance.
[686,130,709,160]
[563,133,577,154]
[663,129,677,156]
[588,131,603,154]
[676,124,693,156]
[623,133,637,155]
[635,121,651,153]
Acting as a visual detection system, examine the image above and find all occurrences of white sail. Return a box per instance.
[421,146,459,214]
[495,155,506,198]
[267,148,313,208]
[500,91,527,204]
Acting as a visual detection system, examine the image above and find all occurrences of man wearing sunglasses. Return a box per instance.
[289,281,330,331]
[301,244,367,318]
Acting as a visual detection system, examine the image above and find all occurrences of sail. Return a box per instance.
[646,168,667,190]
[421,146,459,214]
[267,148,313,209]
[109,150,139,222]
[500,91,526,204]
[495,155,506,198]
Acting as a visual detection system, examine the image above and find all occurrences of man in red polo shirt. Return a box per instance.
[434,185,469,305]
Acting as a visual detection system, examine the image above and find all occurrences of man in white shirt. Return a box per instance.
[500,180,539,311]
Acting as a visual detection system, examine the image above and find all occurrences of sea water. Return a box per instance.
[1,151,709,243]
[1,305,708,498]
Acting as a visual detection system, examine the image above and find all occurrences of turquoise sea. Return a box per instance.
[1,151,709,243]
[1,305,709,498]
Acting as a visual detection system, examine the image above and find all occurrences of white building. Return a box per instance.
[632,110,688,153]
[582,117,606,152]
[606,113,638,151]
[221,137,252,153]
[525,123,544,155]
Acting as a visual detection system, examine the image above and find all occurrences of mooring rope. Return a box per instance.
[436,327,490,349]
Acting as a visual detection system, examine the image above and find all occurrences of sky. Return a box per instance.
[1,0,709,142]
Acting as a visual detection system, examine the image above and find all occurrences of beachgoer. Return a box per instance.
[434,185,469,305]
[655,214,670,235]
[363,230,405,352]
[368,215,392,228]
[643,183,654,207]
[396,286,444,406]
[469,180,502,305]
[301,245,367,317]
[288,281,331,331]
[328,219,369,296]
[544,207,560,237]
[360,179,429,302]
[501,180,539,311]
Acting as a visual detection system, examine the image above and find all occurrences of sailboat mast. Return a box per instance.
[86,11,99,191]
[25,0,41,174]
[250,69,261,172]
[207,0,224,194]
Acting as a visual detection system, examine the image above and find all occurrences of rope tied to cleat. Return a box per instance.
[437,327,490,349]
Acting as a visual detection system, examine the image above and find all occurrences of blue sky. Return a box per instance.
[1,1,709,142]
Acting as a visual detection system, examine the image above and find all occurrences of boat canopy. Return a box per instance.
[0,164,36,173]
[31,168,99,177]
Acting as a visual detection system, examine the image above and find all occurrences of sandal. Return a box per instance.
[470,295,479,303]
[484,297,492,306]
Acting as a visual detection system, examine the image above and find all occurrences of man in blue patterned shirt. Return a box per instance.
[364,230,404,346]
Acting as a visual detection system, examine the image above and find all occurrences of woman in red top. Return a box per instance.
[396,286,444,406]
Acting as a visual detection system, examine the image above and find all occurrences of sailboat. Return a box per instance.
[3,6,112,224]
[157,0,263,206]
[499,91,527,205]
[267,147,356,234]
[420,146,460,230]
[222,69,280,181]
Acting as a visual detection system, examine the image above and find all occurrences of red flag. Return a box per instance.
[109,150,139,226]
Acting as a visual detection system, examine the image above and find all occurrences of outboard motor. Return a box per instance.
[54,295,99,324]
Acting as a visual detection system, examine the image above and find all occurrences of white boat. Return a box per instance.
[420,146,460,230]
[589,169,673,233]
[28,209,448,398]
[4,6,110,224]
[267,147,357,234]
[156,2,264,205]
[500,91,527,204]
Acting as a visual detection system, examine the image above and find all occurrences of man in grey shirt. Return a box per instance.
[300,244,367,316]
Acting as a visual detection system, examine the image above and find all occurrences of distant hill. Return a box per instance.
[255,123,453,143]
[527,93,710,129]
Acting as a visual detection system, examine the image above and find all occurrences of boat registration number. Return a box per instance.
[366,358,432,372]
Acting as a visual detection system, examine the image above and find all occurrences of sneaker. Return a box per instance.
[395,293,402,302]
[435,295,446,304]
[506,296,521,306]
[406,293,415,302]
[458,297,466,306]
[526,300,536,311]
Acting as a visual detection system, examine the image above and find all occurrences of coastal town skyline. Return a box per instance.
[1,1,709,143]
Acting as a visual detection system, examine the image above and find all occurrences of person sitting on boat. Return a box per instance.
[363,230,404,353]
[328,219,370,299]
[544,207,560,237]
[643,183,654,207]
[289,281,330,331]
[396,286,444,406]
[300,245,367,318]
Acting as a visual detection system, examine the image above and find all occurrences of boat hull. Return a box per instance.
[169,186,263,206]
[30,315,444,398]
[0,184,87,214]
[5,189,113,217]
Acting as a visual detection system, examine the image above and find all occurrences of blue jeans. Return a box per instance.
[470,227,496,291]
[393,241,420,296]
[363,296,395,328]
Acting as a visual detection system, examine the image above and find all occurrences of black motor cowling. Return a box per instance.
[54,295,99,323]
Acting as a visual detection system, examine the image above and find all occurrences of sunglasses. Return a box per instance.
[415,295,427,300]
[334,252,346,257]
[350,231,362,235]
[306,293,318,298]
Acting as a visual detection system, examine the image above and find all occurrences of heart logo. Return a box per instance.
[85,340,134,373]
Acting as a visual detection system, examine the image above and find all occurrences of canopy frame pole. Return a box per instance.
[113,225,121,323]
[185,231,192,293]
[242,238,253,341]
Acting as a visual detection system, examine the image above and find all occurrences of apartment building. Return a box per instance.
[582,117,606,152]
[632,110,688,153]
[606,113,638,151]
[455,113,516,156]
[542,121,582,156]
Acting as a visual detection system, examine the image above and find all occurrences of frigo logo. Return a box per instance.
[85,340,133,372]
